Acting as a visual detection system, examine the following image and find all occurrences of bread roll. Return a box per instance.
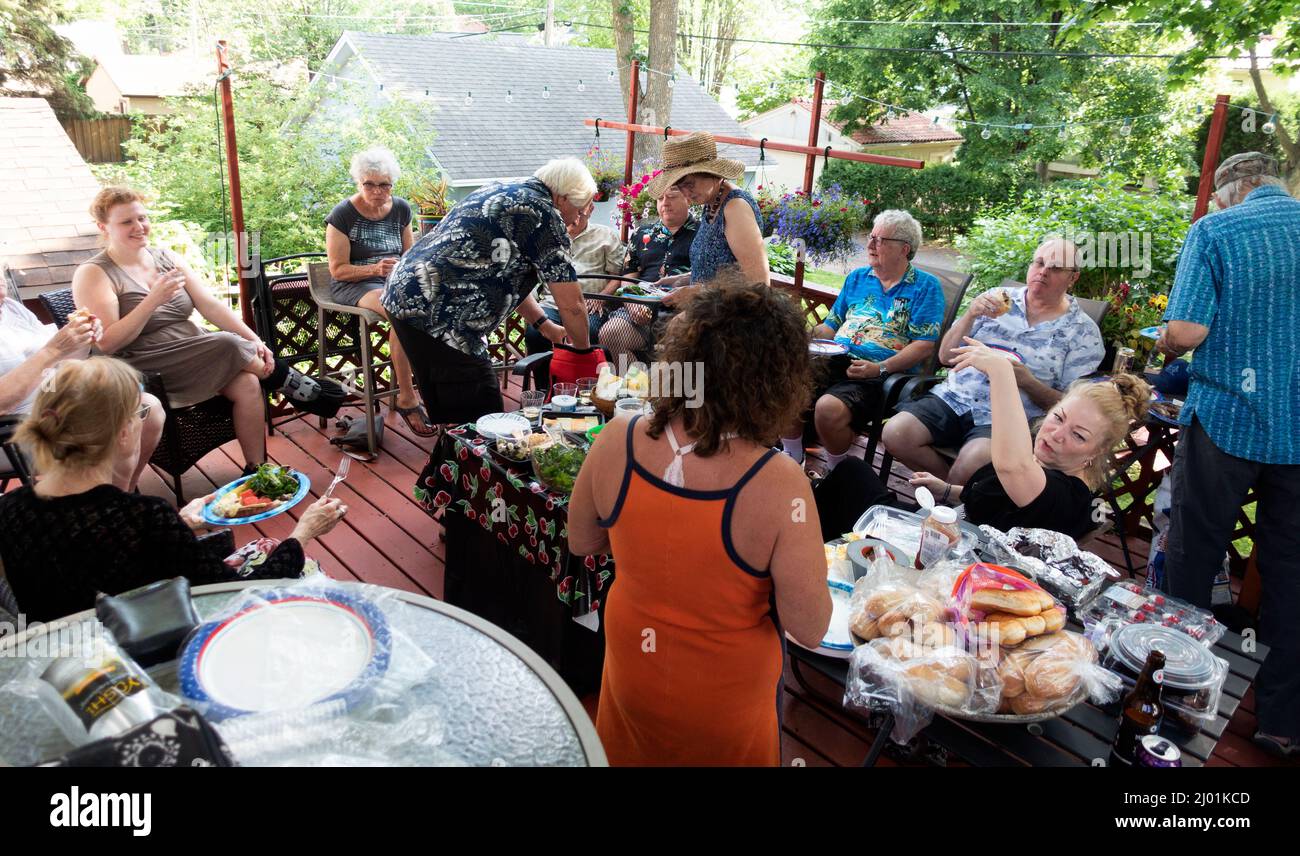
[850,613,878,641]
[1009,692,1060,715]
[998,653,1027,698]
[877,594,945,638]
[1024,656,1083,700]
[971,588,1044,617]
[1035,590,1057,612]
[909,672,971,709]
[1019,614,1047,636]
[988,619,1027,647]
[1041,606,1067,633]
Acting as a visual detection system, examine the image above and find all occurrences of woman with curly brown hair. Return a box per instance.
[568,278,831,766]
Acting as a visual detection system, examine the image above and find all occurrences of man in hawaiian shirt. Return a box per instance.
[883,237,1105,484]
[382,159,596,423]
[780,209,944,472]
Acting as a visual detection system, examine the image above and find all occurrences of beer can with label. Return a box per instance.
[1136,735,1182,767]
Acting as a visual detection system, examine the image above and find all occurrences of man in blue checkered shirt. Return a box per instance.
[1158,152,1300,757]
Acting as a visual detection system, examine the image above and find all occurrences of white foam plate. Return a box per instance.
[476,411,533,440]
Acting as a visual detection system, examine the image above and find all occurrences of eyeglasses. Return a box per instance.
[1029,258,1079,273]
[866,235,910,248]
[137,402,152,421]
[661,189,685,199]
[362,181,393,191]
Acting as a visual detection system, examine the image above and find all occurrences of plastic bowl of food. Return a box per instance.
[531,443,587,494]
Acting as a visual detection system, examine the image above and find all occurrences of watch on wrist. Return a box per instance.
[531,316,549,331]
[876,362,891,378]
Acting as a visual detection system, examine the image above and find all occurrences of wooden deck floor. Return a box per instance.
[131,376,1291,768]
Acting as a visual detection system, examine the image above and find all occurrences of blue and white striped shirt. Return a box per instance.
[1164,184,1300,464]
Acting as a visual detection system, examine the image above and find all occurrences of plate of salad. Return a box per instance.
[614,282,670,303]
[202,464,312,525]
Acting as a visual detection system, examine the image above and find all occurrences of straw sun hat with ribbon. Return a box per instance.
[644,132,746,199]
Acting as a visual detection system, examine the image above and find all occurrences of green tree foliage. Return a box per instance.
[115,73,439,262]
[1185,94,1300,194]
[821,159,1037,239]
[805,1,1194,182]
[957,175,1192,303]
[0,0,96,118]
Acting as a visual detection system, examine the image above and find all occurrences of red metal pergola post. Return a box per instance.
[795,71,827,290]
[1192,94,1232,223]
[620,61,640,243]
[216,41,253,326]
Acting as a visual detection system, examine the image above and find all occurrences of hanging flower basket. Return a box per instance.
[615,165,664,228]
[768,185,868,265]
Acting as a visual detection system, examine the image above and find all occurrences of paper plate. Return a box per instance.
[178,588,391,719]
[809,339,849,356]
[790,580,856,659]
[986,344,1024,363]
[476,411,533,441]
[1149,389,1184,427]
[1139,325,1160,340]
[201,471,311,526]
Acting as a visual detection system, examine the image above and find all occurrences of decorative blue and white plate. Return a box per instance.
[818,580,856,656]
[1139,325,1160,340]
[809,339,849,356]
[201,471,311,526]
[178,587,391,719]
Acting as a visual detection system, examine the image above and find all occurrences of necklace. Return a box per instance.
[706,182,729,219]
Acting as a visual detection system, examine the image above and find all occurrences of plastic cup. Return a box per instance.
[577,377,597,406]
[553,383,578,412]
[521,390,546,422]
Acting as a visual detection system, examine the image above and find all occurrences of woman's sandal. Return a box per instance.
[1253,732,1298,759]
[395,403,436,437]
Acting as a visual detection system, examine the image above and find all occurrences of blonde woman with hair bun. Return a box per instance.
[0,358,347,622]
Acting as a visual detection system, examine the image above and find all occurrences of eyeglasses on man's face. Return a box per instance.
[1029,257,1079,274]
[136,401,152,421]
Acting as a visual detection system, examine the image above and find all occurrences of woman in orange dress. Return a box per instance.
[569,278,831,765]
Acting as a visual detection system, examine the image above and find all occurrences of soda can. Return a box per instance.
[1112,347,1136,375]
[1136,734,1183,767]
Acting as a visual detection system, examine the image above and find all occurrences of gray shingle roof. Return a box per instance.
[337,31,758,184]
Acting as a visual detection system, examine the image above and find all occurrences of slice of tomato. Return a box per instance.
[241,492,264,506]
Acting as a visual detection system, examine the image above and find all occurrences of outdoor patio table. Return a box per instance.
[0,580,607,767]
[417,425,613,695]
[789,623,1268,767]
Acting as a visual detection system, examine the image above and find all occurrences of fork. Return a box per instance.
[324,456,351,498]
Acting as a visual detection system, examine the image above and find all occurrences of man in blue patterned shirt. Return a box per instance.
[382,159,595,423]
[780,210,944,472]
[884,238,1105,485]
[1157,152,1300,756]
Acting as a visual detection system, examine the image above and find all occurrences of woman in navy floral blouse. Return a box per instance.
[381,159,597,424]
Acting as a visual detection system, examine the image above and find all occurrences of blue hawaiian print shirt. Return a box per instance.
[933,287,1105,425]
[1163,184,1300,464]
[380,177,576,358]
[825,264,945,363]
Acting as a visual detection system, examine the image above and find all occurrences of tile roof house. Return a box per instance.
[742,98,964,191]
[309,31,759,209]
[0,98,104,301]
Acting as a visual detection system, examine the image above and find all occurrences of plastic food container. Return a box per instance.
[852,506,981,568]
[1101,624,1227,731]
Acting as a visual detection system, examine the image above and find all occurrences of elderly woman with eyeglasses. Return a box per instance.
[326,146,430,435]
[882,237,1106,486]
[643,133,769,309]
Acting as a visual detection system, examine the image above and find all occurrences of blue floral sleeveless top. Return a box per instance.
[688,187,761,285]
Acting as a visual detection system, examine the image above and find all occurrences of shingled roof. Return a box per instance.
[0,98,102,299]
[792,98,964,146]
[320,32,759,185]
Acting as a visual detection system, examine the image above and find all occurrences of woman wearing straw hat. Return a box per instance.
[646,132,769,308]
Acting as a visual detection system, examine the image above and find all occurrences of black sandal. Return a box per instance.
[395,403,435,436]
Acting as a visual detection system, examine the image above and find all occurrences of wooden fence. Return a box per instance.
[60,116,134,163]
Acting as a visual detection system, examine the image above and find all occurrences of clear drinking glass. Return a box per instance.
[521,390,546,423]
[577,377,597,407]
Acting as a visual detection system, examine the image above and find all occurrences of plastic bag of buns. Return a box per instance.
[845,636,1002,742]
[951,562,1068,648]
[847,550,931,642]
[994,630,1123,715]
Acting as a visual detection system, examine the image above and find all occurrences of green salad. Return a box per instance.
[616,282,653,297]
[244,464,299,500]
[532,444,586,494]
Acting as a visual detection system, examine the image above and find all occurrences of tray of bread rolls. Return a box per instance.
[845,558,1121,733]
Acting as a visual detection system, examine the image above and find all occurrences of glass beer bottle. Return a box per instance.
[1109,649,1166,767]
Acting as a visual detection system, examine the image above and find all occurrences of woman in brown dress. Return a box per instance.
[72,187,275,471]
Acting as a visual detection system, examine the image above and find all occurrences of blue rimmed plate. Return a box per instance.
[986,344,1024,363]
[809,339,849,356]
[1139,325,1161,340]
[788,580,857,659]
[201,471,311,526]
[178,587,391,720]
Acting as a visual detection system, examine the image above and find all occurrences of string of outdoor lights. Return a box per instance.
[300,65,1282,138]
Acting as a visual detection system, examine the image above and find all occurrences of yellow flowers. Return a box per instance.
[1148,294,1169,310]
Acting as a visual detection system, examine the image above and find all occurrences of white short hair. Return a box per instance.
[534,158,597,208]
[1222,174,1286,206]
[350,146,401,183]
[873,209,922,254]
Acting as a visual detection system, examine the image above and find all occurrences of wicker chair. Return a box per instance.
[39,288,237,504]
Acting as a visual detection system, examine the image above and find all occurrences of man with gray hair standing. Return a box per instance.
[1158,151,1300,758]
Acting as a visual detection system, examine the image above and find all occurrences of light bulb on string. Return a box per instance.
[981,127,992,140]
[464,91,473,107]
[667,75,675,89]
[1058,126,1069,140]
[1120,118,1133,136]
[607,70,615,82]
[542,86,550,100]
[578,79,585,92]
[1262,113,1277,135]
[506,89,513,103]
[886,108,895,120]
